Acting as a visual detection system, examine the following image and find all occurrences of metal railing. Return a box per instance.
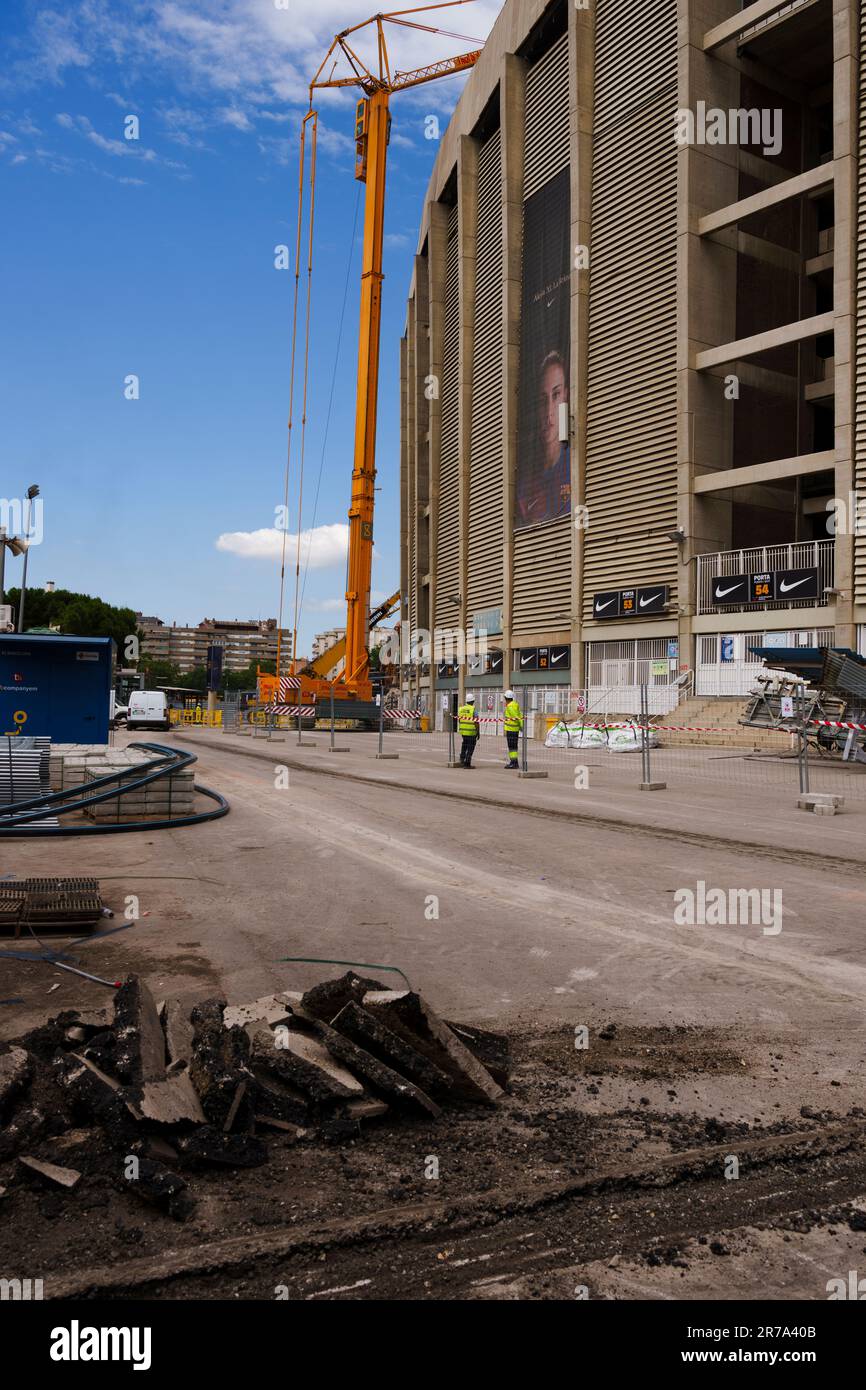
[697,539,834,615]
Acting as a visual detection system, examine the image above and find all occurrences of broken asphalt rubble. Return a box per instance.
[0,971,507,1222]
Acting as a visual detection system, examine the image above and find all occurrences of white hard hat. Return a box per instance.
[466,694,475,703]
[505,689,514,699]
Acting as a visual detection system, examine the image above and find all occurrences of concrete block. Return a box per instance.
[640,781,667,791]
[374,753,400,759]
[797,792,844,813]
[518,770,549,779]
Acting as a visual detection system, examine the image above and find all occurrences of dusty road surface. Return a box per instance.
[2,731,865,1300]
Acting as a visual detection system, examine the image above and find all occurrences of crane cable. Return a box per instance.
[298,180,362,620]
[277,108,317,679]
[290,110,318,674]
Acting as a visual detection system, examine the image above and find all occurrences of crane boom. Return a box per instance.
[271,6,481,724]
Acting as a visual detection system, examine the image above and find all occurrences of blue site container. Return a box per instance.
[0,634,114,743]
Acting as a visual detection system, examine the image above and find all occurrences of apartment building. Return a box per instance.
[138,615,293,674]
[400,0,863,719]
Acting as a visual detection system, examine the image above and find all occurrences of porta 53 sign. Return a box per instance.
[592,586,668,619]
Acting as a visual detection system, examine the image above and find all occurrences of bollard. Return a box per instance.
[374,687,398,759]
[798,680,810,796]
[296,699,315,748]
[639,683,665,790]
[518,704,548,779]
[328,683,350,752]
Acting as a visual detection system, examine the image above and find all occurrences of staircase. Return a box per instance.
[655,696,796,751]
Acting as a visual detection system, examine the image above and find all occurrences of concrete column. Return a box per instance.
[427,200,449,710]
[831,0,857,646]
[678,0,740,672]
[457,135,479,706]
[412,252,431,710]
[500,52,526,699]
[569,0,593,688]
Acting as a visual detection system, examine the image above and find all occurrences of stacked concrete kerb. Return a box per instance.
[83,758,195,824]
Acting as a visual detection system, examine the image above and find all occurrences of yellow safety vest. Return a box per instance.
[504,699,523,733]
[458,704,478,736]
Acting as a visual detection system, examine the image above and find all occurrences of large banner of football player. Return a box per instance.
[515,167,571,530]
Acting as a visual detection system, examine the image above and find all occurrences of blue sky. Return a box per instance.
[0,1,498,655]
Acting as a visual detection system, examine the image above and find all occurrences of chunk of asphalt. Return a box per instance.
[330,1001,453,1098]
[0,1046,31,1118]
[294,1011,441,1117]
[124,1156,194,1221]
[188,997,254,1129]
[249,1025,359,1107]
[136,1071,207,1127]
[299,972,387,1024]
[62,1053,143,1138]
[362,991,503,1104]
[176,1127,267,1169]
[18,1154,81,1189]
[444,1021,511,1087]
[113,976,166,1085]
[160,996,198,1068]
[249,1069,309,1126]
[224,996,292,1030]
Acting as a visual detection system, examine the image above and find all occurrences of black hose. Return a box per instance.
[0,742,229,837]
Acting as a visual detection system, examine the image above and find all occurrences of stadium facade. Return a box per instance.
[399,0,864,721]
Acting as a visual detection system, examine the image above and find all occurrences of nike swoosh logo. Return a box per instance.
[639,593,663,608]
[551,652,565,664]
[778,576,810,593]
[521,655,533,666]
[594,599,615,613]
[714,583,744,598]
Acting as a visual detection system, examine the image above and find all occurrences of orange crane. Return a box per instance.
[269,5,482,725]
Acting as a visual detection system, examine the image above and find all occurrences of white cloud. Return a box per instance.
[216,521,349,569]
[6,2,501,150]
[10,154,28,165]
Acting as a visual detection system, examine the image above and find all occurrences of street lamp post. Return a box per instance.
[17,484,40,633]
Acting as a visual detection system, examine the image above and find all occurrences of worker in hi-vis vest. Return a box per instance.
[457,694,480,768]
[503,690,523,769]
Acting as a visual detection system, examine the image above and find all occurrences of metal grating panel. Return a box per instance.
[468,130,504,613]
[435,204,461,628]
[856,0,866,603]
[512,516,572,636]
[524,34,570,201]
[583,0,678,620]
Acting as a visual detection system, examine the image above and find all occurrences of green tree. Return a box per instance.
[4,586,138,653]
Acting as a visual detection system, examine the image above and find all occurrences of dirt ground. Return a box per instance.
[2,734,865,1300]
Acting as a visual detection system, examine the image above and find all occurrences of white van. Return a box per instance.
[127,690,171,731]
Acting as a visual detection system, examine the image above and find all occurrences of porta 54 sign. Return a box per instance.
[710,567,819,606]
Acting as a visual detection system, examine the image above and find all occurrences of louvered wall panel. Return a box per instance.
[512,518,571,634]
[435,205,460,628]
[856,0,866,604]
[583,0,678,620]
[510,33,572,639]
[524,35,570,199]
[468,131,503,613]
